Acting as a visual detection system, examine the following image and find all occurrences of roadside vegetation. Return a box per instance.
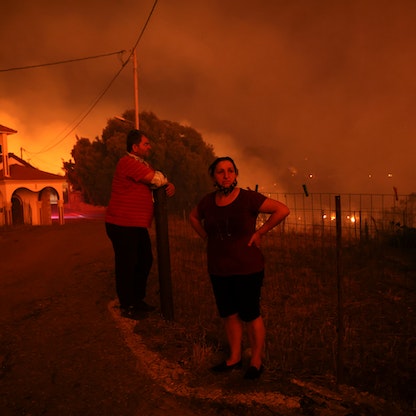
[144,216,415,410]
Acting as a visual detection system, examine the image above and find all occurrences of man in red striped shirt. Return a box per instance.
[105,129,175,319]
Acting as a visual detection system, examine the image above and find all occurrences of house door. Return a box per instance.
[12,196,24,225]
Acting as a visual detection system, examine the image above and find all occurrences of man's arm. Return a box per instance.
[141,169,175,197]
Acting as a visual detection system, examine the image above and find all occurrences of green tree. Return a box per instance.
[64,111,216,211]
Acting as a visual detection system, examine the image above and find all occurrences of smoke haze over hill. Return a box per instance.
[1,0,415,194]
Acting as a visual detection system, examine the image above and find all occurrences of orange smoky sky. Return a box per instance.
[1,0,415,194]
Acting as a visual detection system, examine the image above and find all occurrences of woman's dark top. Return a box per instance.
[196,188,267,276]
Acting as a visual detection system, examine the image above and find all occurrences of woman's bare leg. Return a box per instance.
[223,313,243,364]
[246,315,265,369]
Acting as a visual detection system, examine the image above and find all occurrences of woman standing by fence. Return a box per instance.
[189,156,290,379]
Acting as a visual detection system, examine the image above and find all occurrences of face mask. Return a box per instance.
[214,179,237,195]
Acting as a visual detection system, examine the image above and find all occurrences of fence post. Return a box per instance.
[335,195,344,384]
[153,186,174,321]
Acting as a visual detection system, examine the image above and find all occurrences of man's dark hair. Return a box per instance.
[126,129,147,152]
[208,156,239,177]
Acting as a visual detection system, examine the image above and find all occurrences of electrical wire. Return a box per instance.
[10,0,159,156]
[131,0,159,53]
[21,150,64,173]
[0,50,126,72]
[23,107,95,155]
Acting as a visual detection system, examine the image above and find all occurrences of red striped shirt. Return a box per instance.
[105,155,155,227]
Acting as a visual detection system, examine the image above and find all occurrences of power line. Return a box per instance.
[132,0,159,52]
[0,50,126,72]
[20,0,159,156]
[21,150,64,173]
[24,108,96,155]
[33,61,129,154]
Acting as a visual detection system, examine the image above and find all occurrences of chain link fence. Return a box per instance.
[159,192,415,405]
[261,192,416,243]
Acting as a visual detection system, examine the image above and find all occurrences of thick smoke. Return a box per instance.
[1,0,415,193]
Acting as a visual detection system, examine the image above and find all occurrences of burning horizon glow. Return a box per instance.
[1,1,415,193]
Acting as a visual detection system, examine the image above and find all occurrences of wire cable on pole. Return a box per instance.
[0,50,126,72]
[17,0,159,156]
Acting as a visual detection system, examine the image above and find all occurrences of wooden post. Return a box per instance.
[153,186,174,321]
[335,195,344,384]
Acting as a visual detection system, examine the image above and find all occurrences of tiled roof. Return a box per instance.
[8,152,38,168]
[6,164,64,180]
[0,154,64,181]
[0,125,17,134]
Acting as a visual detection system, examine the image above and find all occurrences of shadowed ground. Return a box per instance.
[0,217,412,415]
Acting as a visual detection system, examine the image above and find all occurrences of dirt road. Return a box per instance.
[0,220,214,416]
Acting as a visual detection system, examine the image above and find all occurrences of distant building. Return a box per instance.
[0,124,66,226]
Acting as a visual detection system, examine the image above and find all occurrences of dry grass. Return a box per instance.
[146,216,415,408]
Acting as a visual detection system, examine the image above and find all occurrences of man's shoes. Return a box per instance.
[244,365,264,380]
[120,302,155,320]
[120,300,156,314]
[210,360,243,373]
[134,300,156,312]
[120,307,143,320]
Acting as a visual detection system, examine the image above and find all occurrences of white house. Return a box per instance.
[0,124,66,226]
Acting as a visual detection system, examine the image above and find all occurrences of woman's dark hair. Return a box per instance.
[208,157,239,177]
[126,129,147,152]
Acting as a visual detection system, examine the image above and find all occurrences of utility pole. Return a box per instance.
[153,186,174,321]
[335,195,344,385]
[133,49,139,129]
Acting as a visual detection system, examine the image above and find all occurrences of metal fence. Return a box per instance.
[161,192,415,403]
[261,192,416,242]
